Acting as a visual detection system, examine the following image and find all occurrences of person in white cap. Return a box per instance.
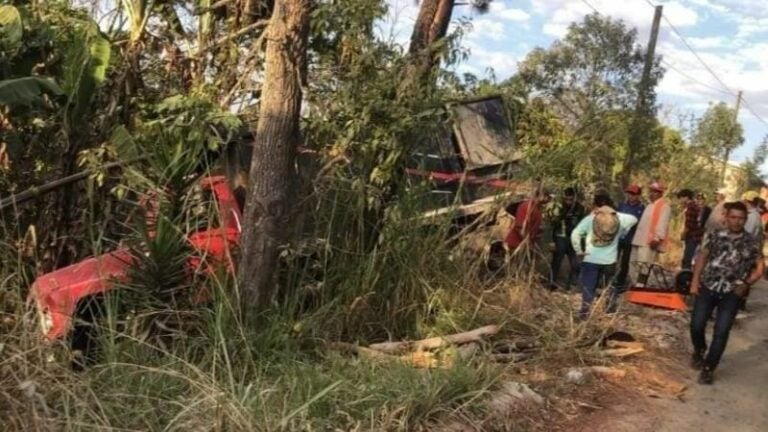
[630,182,672,287]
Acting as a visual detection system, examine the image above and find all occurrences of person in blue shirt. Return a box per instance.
[571,193,638,319]
[612,185,645,299]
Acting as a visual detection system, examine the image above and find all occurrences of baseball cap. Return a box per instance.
[649,181,665,192]
[624,184,641,194]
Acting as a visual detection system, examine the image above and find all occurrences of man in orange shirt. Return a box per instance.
[630,182,672,287]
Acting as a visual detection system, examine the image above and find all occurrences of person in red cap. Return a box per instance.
[609,184,646,308]
[630,181,672,287]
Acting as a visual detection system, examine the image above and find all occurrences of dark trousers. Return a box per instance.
[550,236,579,289]
[682,238,699,270]
[613,242,632,291]
[690,288,742,370]
[579,262,615,318]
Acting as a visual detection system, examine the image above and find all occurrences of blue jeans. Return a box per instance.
[690,288,741,369]
[551,236,579,289]
[682,238,699,270]
[579,262,616,318]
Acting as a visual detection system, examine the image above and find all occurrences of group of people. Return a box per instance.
[504,182,766,385]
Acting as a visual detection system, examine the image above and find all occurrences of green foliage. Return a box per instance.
[0,76,63,107]
[60,20,112,125]
[693,101,745,159]
[0,5,23,56]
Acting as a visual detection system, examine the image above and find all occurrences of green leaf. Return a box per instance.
[62,22,112,125]
[0,77,63,107]
[0,5,22,55]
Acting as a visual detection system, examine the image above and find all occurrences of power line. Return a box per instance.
[579,0,600,14]
[580,0,768,129]
[641,0,768,128]
[742,99,768,128]
[660,59,732,96]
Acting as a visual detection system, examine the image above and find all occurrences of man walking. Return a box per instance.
[677,189,702,270]
[690,201,763,384]
[631,182,672,287]
[549,187,586,290]
[613,185,645,293]
[571,193,638,319]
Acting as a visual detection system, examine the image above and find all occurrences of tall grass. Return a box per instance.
[0,147,622,431]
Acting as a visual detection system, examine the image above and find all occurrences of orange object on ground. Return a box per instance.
[626,289,688,311]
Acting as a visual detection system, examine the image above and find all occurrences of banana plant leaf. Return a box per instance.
[0,76,63,107]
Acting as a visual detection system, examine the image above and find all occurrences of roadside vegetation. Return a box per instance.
[1,1,764,430]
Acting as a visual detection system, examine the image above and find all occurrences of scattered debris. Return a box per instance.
[564,366,627,384]
[367,325,500,354]
[565,368,588,384]
[488,381,545,414]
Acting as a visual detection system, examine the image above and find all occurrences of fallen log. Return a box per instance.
[601,347,645,358]
[368,325,500,354]
[326,342,395,360]
[605,340,644,350]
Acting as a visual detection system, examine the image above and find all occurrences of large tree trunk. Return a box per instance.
[407,0,455,84]
[237,0,310,308]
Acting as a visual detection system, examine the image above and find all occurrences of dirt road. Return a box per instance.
[647,280,768,431]
[598,281,768,432]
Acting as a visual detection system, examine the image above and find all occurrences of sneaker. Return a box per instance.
[690,352,704,370]
[698,368,714,385]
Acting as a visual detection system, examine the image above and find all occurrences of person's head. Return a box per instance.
[715,187,728,203]
[649,182,664,201]
[741,191,760,209]
[724,201,748,233]
[593,192,614,209]
[695,192,707,207]
[562,187,577,206]
[676,189,694,206]
[533,187,553,206]
[756,197,766,214]
[624,184,642,204]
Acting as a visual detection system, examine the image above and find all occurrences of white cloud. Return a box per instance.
[531,0,699,39]
[469,18,508,41]
[486,3,531,22]
[687,36,727,49]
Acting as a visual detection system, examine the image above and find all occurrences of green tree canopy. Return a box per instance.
[693,101,745,160]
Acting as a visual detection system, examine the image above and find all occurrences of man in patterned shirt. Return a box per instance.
[689,201,764,384]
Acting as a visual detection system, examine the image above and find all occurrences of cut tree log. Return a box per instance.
[601,347,645,357]
[368,325,500,354]
[605,340,644,350]
[327,342,395,360]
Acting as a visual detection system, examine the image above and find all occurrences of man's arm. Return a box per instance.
[690,247,709,295]
[571,216,589,254]
[654,202,672,241]
[746,244,765,286]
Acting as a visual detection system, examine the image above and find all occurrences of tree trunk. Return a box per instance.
[407,0,455,83]
[237,0,310,308]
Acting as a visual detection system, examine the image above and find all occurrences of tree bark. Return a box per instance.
[407,0,455,84]
[237,0,310,308]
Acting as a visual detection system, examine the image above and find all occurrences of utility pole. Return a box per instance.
[623,5,663,186]
[721,90,743,181]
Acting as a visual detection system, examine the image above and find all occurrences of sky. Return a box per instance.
[380,0,768,166]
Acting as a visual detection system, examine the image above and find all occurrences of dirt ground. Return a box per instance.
[576,280,768,432]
